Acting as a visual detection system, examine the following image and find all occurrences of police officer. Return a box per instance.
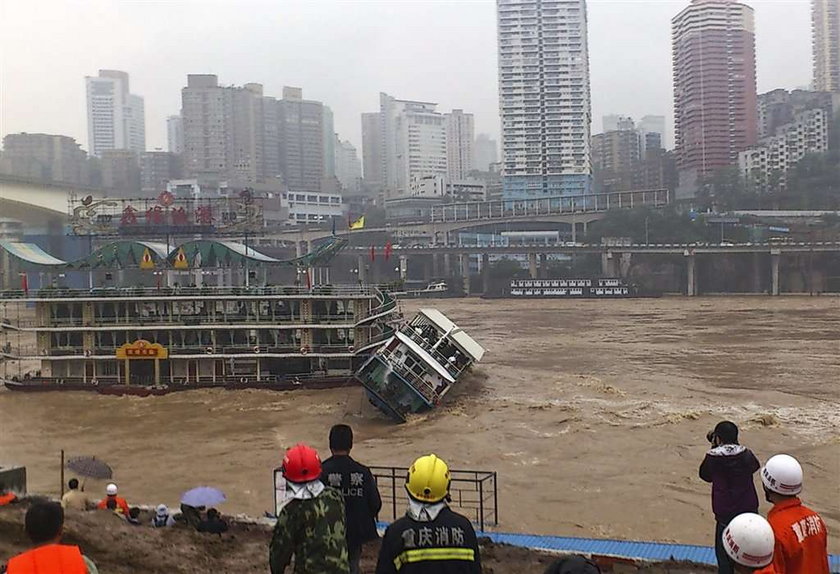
[321,424,382,574]
[376,454,481,574]
[269,443,350,574]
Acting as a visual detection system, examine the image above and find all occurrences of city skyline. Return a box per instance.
[0,0,814,155]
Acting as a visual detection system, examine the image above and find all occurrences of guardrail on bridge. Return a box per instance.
[430,189,669,223]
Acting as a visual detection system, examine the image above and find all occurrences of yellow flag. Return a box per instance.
[173,247,189,269]
[349,215,365,230]
[139,248,155,270]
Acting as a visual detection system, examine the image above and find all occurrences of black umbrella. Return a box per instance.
[66,456,113,480]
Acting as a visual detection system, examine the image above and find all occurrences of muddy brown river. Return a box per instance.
[1,297,838,551]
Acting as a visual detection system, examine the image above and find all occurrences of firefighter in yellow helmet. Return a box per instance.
[375,454,481,574]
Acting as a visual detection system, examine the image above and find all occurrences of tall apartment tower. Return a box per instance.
[474,134,499,171]
[812,0,840,92]
[445,109,475,181]
[278,87,325,192]
[181,75,276,185]
[361,112,384,186]
[496,0,592,199]
[85,70,146,156]
[672,0,758,198]
[379,92,448,198]
[167,115,184,155]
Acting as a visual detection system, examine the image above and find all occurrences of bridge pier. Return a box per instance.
[432,253,440,278]
[619,253,632,278]
[481,253,490,295]
[539,253,548,278]
[444,253,451,278]
[686,252,697,296]
[752,252,763,293]
[601,252,618,277]
[460,255,471,294]
[399,255,408,281]
[771,250,780,296]
[528,253,538,279]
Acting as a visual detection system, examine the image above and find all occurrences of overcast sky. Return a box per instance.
[0,0,812,154]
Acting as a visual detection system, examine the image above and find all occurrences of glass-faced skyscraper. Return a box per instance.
[496,0,592,200]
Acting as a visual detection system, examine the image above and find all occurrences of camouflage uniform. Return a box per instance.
[269,486,350,574]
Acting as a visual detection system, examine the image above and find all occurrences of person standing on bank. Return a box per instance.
[321,424,382,574]
[376,454,481,574]
[699,421,761,574]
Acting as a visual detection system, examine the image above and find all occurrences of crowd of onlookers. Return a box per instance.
[0,420,832,574]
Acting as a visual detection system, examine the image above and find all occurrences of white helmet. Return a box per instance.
[106,483,118,496]
[723,513,775,568]
[761,454,803,495]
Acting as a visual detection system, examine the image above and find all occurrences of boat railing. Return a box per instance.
[2,343,362,358]
[7,313,362,329]
[378,349,441,404]
[399,328,461,378]
[0,285,379,300]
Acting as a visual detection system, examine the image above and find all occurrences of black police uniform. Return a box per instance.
[321,454,383,552]
[375,506,481,574]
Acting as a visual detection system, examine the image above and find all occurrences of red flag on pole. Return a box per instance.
[384,240,393,261]
[369,245,376,262]
[20,272,28,295]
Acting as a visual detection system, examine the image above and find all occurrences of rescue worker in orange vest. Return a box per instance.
[3,501,99,574]
[721,513,777,573]
[0,482,18,506]
[95,483,130,517]
[760,454,830,574]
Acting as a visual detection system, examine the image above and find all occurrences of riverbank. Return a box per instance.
[0,502,716,573]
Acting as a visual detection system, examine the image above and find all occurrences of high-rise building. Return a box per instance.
[167,115,184,155]
[323,106,336,179]
[101,149,141,196]
[637,115,668,151]
[335,137,362,193]
[812,0,840,92]
[497,0,592,199]
[758,89,838,139]
[739,108,829,191]
[140,151,183,196]
[591,129,642,192]
[445,109,475,182]
[361,112,383,186]
[672,0,758,198]
[85,70,145,157]
[0,133,94,186]
[181,75,283,186]
[379,92,448,198]
[603,115,635,132]
[474,134,499,172]
[278,87,325,192]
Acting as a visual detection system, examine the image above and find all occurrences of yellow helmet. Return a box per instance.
[405,454,451,503]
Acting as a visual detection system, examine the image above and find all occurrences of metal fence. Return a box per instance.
[370,466,498,531]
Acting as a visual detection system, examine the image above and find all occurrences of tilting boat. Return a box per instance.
[354,308,485,423]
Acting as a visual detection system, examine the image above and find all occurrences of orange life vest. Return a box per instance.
[0,492,17,506]
[6,544,87,574]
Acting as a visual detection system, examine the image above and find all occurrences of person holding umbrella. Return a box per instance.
[180,486,226,531]
[269,443,349,573]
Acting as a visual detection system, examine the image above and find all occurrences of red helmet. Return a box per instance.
[282,443,322,483]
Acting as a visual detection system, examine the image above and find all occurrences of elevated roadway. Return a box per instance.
[0,175,101,228]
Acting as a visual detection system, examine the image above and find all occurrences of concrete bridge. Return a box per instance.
[341,242,840,297]
[0,175,101,229]
[271,189,670,246]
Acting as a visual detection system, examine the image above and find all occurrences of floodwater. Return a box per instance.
[1,297,838,551]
